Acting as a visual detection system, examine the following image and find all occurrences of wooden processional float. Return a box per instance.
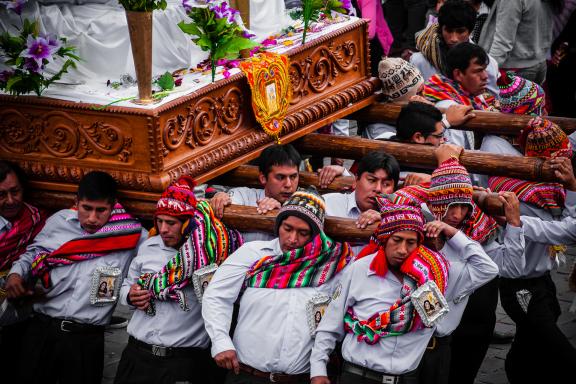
[348,102,576,135]
[0,19,376,218]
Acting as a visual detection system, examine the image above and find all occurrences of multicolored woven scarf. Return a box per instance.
[138,201,243,314]
[0,203,45,272]
[31,204,142,288]
[488,176,566,216]
[245,231,352,289]
[344,245,449,344]
[415,22,448,76]
[423,74,495,111]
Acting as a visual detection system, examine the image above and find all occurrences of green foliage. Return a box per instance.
[178,6,257,81]
[301,0,348,44]
[118,0,167,12]
[155,71,175,91]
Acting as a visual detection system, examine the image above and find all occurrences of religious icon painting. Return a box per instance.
[306,294,331,337]
[90,266,122,305]
[193,263,218,304]
[411,280,449,327]
[265,81,279,114]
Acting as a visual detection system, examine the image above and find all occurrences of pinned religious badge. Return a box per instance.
[90,266,122,305]
[410,280,449,327]
[306,294,331,337]
[192,263,218,304]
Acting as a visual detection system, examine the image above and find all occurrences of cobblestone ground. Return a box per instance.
[102,252,576,384]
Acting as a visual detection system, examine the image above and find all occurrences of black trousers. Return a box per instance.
[224,371,308,384]
[418,336,452,384]
[0,318,31,383]
[340,369,419,384]
[382,0,428,54]
[500,274,576,383]
[114,339,225,384]
[448,278,499,384]
[18,314,105,384]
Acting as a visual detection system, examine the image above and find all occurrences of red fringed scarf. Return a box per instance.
[31,204,142,288]
[0,203,45,272]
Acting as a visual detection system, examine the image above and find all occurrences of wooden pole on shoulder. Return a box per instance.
[348,103,576,135]
[295,134,555,182]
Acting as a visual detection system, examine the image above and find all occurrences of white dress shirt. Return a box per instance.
[9,209,147,326]
[310,232,498,377]
[202,238,343,375]
[120,235,210,348]
[229,187,275,243]
[435,233,501,336]
[323,191,368,255]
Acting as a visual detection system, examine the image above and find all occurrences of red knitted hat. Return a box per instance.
[155,176,197,218]
[520,117,572,159]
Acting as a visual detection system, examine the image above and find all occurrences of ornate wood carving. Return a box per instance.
[0,109,133,162]
[160,87,244,156]
[290,39,360,104]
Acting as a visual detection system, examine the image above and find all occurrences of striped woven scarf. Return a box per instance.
[488,176,566,216]
[31,204,142,288]
[389,186,499,244]
[423,74,494,110]
[415,23,448,76]
[138,201,243,314]
[0,203,45,272]
[245,232,352,289]
[344,245,449,344]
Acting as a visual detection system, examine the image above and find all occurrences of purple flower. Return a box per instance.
[222,69,231,79]
[0,69,14,82]
[210,2,239,24]
[4,0,27,15]
[23,57,40,73]
[242,30,255,39]
[340,0,352,11]
[182,0,192,12]
[174,77,183,87]
[21,35,60,70]
[261,38,277,47]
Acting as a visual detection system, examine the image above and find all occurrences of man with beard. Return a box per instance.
[202,189,352,383]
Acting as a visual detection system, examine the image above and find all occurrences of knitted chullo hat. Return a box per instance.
[374,202,425,245]
[155,176,197,219]
[498,71,546,116]
[275,188,326,237]
[428,158,474,221]
[378,57,424,102]
[520,117,573,159]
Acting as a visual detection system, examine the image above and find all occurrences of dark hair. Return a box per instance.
[396,102,443,142]
[356,151,400,188]
[77,171,117,204]
[438,0,477,34]
[0,160,27,187]
[446,42,488,79]
[258,144,301,176]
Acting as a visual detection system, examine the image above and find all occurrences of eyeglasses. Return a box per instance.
[427,130,446,139]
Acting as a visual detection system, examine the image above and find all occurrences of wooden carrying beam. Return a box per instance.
[295,134,556,182]
[212,165,355,193]
[348,103,576,135]
[221,205,375,241]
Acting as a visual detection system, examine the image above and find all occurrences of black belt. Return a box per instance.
[128,336,204,358]
[427,335,452,350]
[239,363,309,383]
[35,313,105,334]
[343,361,411,384]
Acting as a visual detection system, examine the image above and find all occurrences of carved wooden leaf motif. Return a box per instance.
[0,109,132,162]
[161,87,244,155]
[290,40,359,104]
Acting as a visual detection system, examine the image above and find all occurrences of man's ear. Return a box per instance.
[412,132,426,144]
[258,172,267,186]
[453,68,464,84]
